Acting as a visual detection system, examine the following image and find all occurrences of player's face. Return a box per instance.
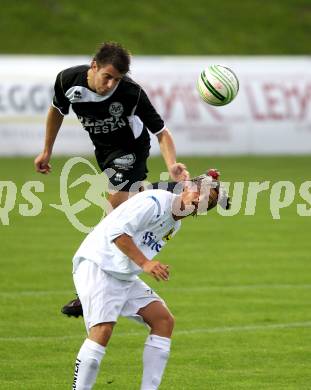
[179,183,201,217]
[91,62,123,95]
[182,182,216,216]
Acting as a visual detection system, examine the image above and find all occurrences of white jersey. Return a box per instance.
[73,189,181,281]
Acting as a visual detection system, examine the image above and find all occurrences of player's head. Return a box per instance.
[182,176,219,216]
[172,170,230,218]
[94,42,131,73]
[90,42,131,95]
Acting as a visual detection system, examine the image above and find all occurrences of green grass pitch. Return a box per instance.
[1,0,310,55]
[0,155,311,389]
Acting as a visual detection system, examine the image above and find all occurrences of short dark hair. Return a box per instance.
[94,42,131,74]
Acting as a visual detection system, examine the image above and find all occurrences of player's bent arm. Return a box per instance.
[34,106,64,173]
[113,233,169,281]
[156,128,189,181]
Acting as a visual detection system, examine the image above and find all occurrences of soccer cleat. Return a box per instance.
[61,297,83,317]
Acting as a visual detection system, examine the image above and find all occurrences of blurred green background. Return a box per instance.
[1,0,310,54]
[1,2,310,389]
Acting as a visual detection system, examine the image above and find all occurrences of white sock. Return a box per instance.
[140,334,171,390]
[72,338,106,390]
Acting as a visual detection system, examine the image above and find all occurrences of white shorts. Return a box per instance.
[73,259,164,332]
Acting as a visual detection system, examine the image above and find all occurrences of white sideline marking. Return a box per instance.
[175,321,311,335]
[1,284,311,297]
[1,321,311,343]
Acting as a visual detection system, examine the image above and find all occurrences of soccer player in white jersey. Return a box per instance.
[71,172,229,390]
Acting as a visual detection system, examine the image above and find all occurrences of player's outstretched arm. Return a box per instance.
[156,128,189,181]
[34,106,64,174]
[114,233,169,281]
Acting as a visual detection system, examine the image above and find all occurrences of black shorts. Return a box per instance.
[95,151,149,192]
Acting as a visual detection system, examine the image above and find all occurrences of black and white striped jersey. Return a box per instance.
[52,65,165,162]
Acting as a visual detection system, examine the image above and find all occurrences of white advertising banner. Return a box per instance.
[0,55,310,156]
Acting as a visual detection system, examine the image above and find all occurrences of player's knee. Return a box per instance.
[97,322,114,337]
[159,311,175,333]
[89,322,115,346]
[167,312,175,332]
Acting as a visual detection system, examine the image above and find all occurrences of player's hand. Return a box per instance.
[34,152,52,174]
[142,261,170,282]
[169,163,190,182]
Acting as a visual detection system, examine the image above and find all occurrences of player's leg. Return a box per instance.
[138,300,174,337]
[72,261,125,390]
[123,278,174,390]
[138,301,174,390]
[73,322,114,390]
[106,190,132,209]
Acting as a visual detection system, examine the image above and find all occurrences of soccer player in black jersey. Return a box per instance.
[34,42,189,316]
[35,41,189,207]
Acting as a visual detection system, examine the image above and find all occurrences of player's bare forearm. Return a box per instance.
[157,128,177,169]
[114,233,149,268]
[43,106,64,155]
[113,233,169,281]
[157,128,189,181]
[34,106,64,173]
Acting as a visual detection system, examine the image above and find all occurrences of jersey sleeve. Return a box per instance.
[135,88,165,135]
[108,197,160,242]
[52,71,71,115]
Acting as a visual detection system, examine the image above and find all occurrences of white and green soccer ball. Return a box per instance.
[197,65,239,106]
